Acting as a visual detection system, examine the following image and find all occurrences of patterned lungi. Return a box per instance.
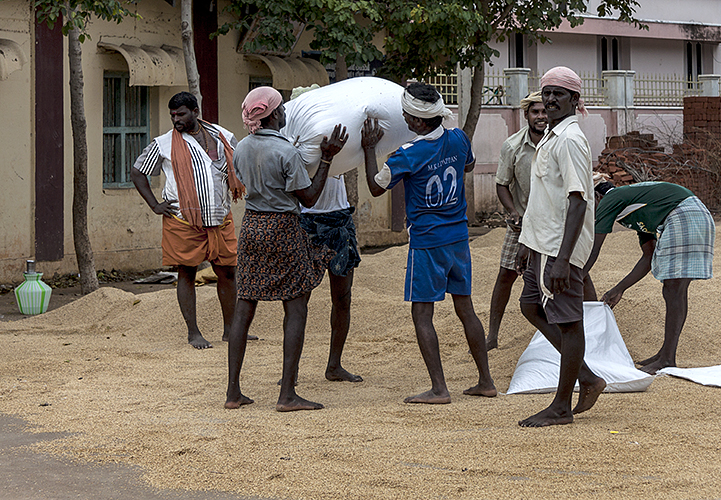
[652,196,715,281]
[236,210,335,301]
[499,225,522,270]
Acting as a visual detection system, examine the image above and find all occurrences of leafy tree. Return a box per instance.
[34,0,140,294]
[218,0,383,78]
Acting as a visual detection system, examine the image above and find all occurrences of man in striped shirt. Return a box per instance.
[131,92,244,350]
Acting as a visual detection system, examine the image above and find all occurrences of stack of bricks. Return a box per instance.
[596,131,665,187]
[684,96,721,144]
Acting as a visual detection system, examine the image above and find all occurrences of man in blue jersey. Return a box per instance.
[361,82,496,404]
[584,180,715,374]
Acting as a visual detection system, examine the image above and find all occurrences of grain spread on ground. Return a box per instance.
[1,227,720,499]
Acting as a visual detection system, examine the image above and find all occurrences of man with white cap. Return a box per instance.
[486,91,546,351]
[361,82,496,405]
[516,67,606,427]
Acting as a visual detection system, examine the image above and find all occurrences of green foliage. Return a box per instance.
[379,0,646,81]
[220,0,644,81]
[34,0,140,42]
[219,0,383,67]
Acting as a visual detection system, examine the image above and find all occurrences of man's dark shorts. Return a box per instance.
[299,208,361,277]
[520,250,584,324]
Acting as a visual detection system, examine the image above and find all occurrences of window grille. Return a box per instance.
[103,73,149,188]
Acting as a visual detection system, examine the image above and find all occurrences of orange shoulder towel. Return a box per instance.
[203,120,246,203]
[170,123,246,228]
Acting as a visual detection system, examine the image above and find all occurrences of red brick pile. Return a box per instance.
[595,97,721,210]
[684,96,721,144]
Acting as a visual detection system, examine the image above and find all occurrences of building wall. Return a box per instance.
[0,0,33,280]
[630,38,684,76]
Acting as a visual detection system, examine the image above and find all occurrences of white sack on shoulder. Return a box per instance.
[282,77,418,177]
[507,302,654,394]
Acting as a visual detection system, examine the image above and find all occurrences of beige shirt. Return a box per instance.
[495,125,535,216]
[519,115,594,269]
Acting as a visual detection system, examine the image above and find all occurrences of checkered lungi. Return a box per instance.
[652,196,715,281]
[236,210,335,301]
[499,225,522,270]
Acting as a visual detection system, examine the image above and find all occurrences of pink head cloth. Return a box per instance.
[540,66,588,117]
[242,86,283,134]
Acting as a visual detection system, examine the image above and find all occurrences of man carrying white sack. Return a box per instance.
[515,66,606,427]
[362,82,496,404]
[290,87,363,383]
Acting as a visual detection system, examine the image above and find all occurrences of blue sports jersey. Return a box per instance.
[386,127,475,249]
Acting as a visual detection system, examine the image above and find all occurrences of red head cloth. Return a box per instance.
[540,66,588,117]
[242,86,283,134]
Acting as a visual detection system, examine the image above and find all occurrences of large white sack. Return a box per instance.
[507,302,654,394]
[282,77,417,177]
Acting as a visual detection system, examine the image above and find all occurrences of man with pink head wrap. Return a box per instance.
[226,86,349,412]
[242,86,284,134]
[515,66,606,427]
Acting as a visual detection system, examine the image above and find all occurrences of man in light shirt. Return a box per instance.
[516,67,606,427]
[486,91,546,351]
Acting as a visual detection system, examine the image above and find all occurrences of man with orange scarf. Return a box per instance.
[131,92,245,350]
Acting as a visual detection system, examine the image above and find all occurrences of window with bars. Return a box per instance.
[103,73,149,188]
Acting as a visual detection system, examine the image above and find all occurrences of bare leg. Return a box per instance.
[453,295,497,397]
[216,264,258,343]
[325,271,362,382]
[177,265,212,349]
[583,274,597,301]
[520,302,605,417]
[404,302,451,404]
[225,298,256,409]
[213,264,236,341]
[641,278,691,374]
[277,294,324,412]
[519,315,585,427]
[486,267,518,350]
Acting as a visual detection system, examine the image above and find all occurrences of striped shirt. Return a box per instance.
[133,123,238,227]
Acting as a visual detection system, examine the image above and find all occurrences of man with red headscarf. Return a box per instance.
[131,91,245,351]
[224,86,348,412]
[515,67,606,427]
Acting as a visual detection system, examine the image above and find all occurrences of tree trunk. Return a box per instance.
[181,0,202,114]
[461,67,486,225]
[68,27,99,294]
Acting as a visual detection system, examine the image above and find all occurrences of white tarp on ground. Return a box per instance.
[283,77,416,177]
[507,302,654,394]
[658,365,721,387]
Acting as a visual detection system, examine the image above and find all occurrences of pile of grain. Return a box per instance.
[1,226,720,499]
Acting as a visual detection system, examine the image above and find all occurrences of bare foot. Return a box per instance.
[486,337,498,351]
[573,377,606,414]
[640,359,672,375]
[463,382,498,398]
[224,394,254,409]
[404,389,451,404]
[519,406,574,427]
[636,353,660,366]
[325,367,363,382]
[276,395,324,412]
[188,332,212,349]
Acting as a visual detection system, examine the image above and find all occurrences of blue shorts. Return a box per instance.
[405,240,472,302]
